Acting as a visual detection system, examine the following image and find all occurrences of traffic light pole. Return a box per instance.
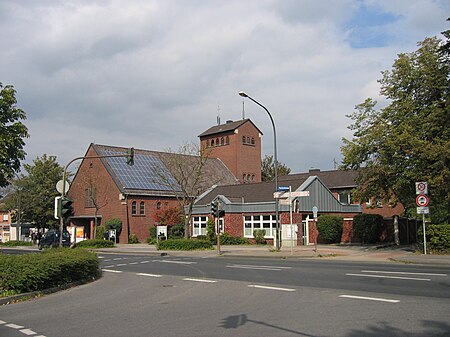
[58,150,134,247]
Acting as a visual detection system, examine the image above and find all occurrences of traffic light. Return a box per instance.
[218,210,225,218]
[210,201,217,215]
[60,197,73,220]
[126,147,135,166]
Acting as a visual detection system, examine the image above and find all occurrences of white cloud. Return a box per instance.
[1,0,448,174]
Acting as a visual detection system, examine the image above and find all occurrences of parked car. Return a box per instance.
[38,229,71,250]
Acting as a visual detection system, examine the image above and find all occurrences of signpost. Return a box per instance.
[416,182,429,255]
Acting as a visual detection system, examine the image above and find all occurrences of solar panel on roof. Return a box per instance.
[98,149,181,192]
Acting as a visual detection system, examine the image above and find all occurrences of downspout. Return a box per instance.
[124,194,130,244]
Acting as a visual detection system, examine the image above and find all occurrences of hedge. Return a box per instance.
[74,239,115,248]
[0,248,99,297]
[353,214,383,244]
[219,233,249,245]
[0,241,33,247]
[423,224,450,253]
[157,239,213,250]
[316,215,343,243]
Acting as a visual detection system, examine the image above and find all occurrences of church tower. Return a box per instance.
[199,119,262,184]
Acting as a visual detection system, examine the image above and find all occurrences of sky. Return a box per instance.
[1,0,449,175]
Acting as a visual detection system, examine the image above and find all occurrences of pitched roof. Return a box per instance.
[278,169,358,189]
[195,169,358,205]
[92,144,238,197]
[198,119,263,137]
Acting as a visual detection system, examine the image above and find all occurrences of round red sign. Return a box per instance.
[416,194,429,207]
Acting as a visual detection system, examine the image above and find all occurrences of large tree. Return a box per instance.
[5,155,64,229]
[261,155,291,182]
[341,35,449,223]
[0,83,29,187]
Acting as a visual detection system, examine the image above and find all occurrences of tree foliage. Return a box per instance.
[261,155,291,182]
[341,36,450,223]
[0,83,29,187]
[5,155,63,229]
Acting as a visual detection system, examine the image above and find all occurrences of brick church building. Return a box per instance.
[67,118,406,244]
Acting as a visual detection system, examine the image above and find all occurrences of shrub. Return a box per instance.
[253,229,266,245]
[149,226,157,239]
[147,237,157,245]
[219,233,249,245]
[316,215,344,243]
[425,224,450,253]
[105,218,122,233]
[95,226,107,240]
[157,239,213,250]
[0,240,33,247]
[206,219,216,243]
[0,248,99,296]
[128,234,140,244]
[168,225,184,239]
[74,239,115,248]
[352,214,383,244]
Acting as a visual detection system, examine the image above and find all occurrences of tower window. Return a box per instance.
[131,201,137,215]
[140,201,145,215]
[251,137,255,145]
[242,136,246,143]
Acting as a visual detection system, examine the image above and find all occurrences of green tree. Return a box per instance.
[261,155,291,182]
[0,83,29,187]
[5,155,64,229]
[341,36,450,223]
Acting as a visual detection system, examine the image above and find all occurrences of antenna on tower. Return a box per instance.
[217,104,221,125]
[242,100,245,120]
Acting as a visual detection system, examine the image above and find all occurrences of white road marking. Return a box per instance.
[339,295,400,303]
[137,273,163,278]
[140,260,150,264]
[346,273,431,281]
[129,262,139,265]
[102,269,123,273]
[183,278,217,283]
[227,264,284,271]
[248,285,296,292]
[0,320,6,324]
[112,258,123,261]
[103,265,114,268]
[229,264,292,269]
[20,328,36,335]
[116,263,127,266]
[154,260,196,265]
[98,256,105,259]
[5,324,24,329]
[361,270,447,277]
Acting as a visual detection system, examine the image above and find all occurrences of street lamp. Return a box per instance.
[238,91,280,250]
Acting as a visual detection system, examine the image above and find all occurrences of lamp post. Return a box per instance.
[238,91,280,250]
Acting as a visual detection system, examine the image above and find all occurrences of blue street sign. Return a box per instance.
[278,186,290,191]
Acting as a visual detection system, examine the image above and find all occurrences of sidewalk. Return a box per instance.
[93,243,450,266]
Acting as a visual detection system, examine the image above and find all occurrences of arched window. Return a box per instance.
[131,201,137,215]
[221,137,224,145]
[243,174,246,182]
[251,137,255,145]
[140,201,145,215]
[226,136,229,144]
[247,136,250,143]
[211,139,215,146]
[216,138,219,145]
[157,202,162,210]
[242,136,246,143]
[252,175,255,181]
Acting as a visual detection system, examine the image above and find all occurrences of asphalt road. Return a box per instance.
[0,253,449,337]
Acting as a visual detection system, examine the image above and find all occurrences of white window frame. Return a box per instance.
[243,215,276,238]
[192,216,209,237]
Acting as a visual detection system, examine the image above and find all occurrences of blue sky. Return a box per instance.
[0,0,449,174]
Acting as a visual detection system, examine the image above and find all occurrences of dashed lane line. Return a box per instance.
[183,278,217,283]
[102,269,123,273]
[153,260,197,265]
[20,328,37,335]
[361,270,447,277]
[5,323,24,329]
[137,273,163,278]
[339,295,400,303]
[346,273,431,281]
[248,285,296,292]
[1,320,46,336]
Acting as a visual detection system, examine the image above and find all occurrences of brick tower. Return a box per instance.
[199,119,262,183]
